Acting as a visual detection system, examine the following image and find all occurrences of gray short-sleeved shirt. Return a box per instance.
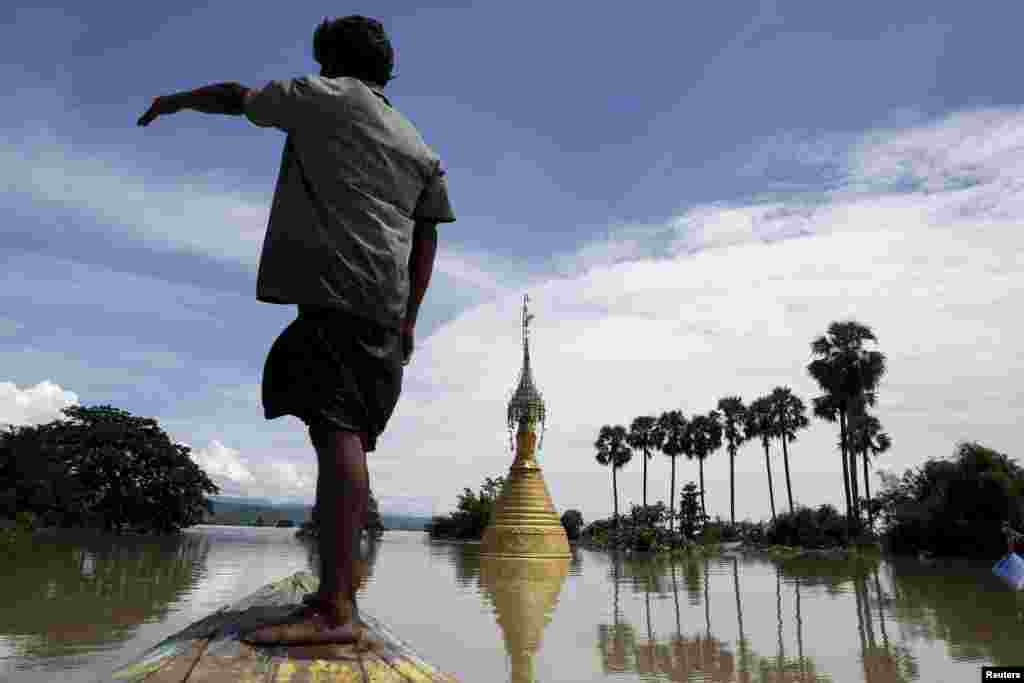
[244,75,455,331]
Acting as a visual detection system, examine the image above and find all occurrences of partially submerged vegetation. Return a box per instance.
[1,405,218,537]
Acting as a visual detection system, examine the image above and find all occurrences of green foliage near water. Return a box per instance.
[426,475,505,540]
[561,509,584,540]
[764,504,851,548]
[579,490,718,554]
[876,442,1024,558]
[0,405,218,535]
[295,493,385,539]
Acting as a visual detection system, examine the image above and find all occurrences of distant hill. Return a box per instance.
[381,514,429,531]
[204,498,311,527]
[204,496,429,531]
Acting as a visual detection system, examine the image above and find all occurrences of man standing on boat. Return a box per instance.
[138,15,455,644]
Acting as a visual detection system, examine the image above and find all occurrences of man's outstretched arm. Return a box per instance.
[138,82,251,126]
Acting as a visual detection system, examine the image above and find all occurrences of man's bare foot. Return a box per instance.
[242,600,365,645]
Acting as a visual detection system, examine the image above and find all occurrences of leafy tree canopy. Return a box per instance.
[0,405,219,534]
[876,441,1024,557]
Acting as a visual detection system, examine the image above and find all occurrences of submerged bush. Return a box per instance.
[876,442,1024,558]
[764,504,850,548]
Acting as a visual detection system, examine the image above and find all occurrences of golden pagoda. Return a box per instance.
[480,294,571,559]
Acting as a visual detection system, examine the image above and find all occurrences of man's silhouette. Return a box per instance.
[139,15,455,643]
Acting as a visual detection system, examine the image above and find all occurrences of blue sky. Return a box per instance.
[3,1,1022,521]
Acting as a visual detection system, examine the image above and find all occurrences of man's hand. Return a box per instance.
[138,84,249,127]
[401,319,415,366]
[137,96,181,127]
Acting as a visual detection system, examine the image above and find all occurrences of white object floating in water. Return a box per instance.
[993,552,1024,590]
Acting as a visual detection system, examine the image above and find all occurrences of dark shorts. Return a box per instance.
[262,304,404,452]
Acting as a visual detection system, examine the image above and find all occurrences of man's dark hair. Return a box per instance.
[313,15,395,86]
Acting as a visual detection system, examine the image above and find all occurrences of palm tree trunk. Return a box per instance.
[873,569,889,649]
[776,564,785,667]
[845,410,861,528]
[669,456,677,533]
[781,435,794,515]
[699,458,707,521]
[848,439,861,526]
[763,439,776,523]
[672,560,682,637]
[795,575,805,678]
[862,448,873,532]
[730,446,736,526]
[853,570,868,681]
[704,557,711,636]
[838,411,854,530]
[612,465,620,531]
[733,558,748,677]
[642,447,648,515]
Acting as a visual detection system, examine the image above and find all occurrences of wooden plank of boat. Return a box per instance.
[108,571,459,682]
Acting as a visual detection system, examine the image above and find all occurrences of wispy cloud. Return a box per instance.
[3,107,1022,522]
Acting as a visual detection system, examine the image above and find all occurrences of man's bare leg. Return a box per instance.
[243,429,368,645]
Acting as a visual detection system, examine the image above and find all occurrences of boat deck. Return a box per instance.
[109,572,460,682]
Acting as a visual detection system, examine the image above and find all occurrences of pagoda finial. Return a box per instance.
[522,293,534,365]
[507,293,546,451]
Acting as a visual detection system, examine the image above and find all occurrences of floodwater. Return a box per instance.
[1,526,1021,682]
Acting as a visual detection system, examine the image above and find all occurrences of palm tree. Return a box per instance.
[688,411,723,520]
[847,404,892,531]
[656,410,690,533]
[769,387,810,515]
[595,425,633,530]
[746,396,777,523]
[812,392,850,519]
[807,320,887,532]
[626,416,663,526]
[716,397,748,526]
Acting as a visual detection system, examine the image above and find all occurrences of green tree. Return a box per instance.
[846,406,892,531]
[0,405,218,533]
[716,396,748,526]
[676,482,708,540]
[626,416,663,527]
[688,411,723,520]
[595,425,633,530]
[877,442,1024,557]
[561,509,584,540]
[745,396,778,523]
[655,410,690,532]
[303,490,387,538]
[366,492,385,537]
[426,475,505,539]
[807,321,887,533]
[769,387,810,515]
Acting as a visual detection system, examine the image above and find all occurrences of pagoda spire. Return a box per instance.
[507,294,546,453]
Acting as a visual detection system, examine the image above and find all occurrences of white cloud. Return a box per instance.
[186,438,316,501]
[0,380,79,431]
[365,108,1024,523]
[188,440,255,485]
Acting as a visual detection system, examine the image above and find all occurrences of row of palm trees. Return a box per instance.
[594,320,892,534]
